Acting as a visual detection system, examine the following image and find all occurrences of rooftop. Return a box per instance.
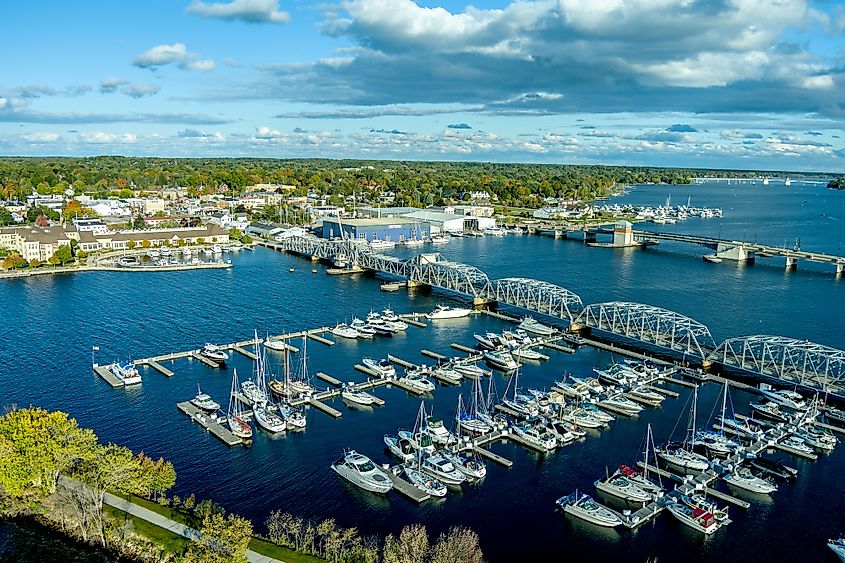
[322,217,421,227]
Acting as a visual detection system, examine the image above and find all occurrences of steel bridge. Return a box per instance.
[575,301,716,359]
[709,335,845,393]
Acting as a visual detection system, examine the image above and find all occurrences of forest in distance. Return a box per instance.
[0,156,839,208]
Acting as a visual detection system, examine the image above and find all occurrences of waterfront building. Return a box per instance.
[0,226,74,262]
[72,217,109,235]
[400,210,467,233]
[321,217,430,241]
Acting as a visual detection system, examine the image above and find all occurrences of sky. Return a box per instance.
[1,0,844,171]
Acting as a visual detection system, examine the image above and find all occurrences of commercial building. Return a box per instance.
[400,210,466,234]
[321,217,430,242]
[0,227,73,262]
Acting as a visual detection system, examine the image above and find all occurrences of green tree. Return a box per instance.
[141,240,151,248]
[126,240,136,250]
[429,527,483,563]
[383,524,429,563]
[52,244,73,265]
[185,512,253,563]
[0,207,12,226]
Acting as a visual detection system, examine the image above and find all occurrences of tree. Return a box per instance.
[140,240,151,248]
[2,253,28,270]
[429,527,483,563]
[52,244,73,265]
[0,207,12,226]
[127,240,136,250]
[383,524,429,563]
[184,512,253,563]
[61,200,98,223]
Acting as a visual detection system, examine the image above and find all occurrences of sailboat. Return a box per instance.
[456,377,493,434]
[613,424,664,495]
[241,331,269,404]
[227,369,253,439]
[693,381,739,457]
[289,336,315,395]
[403,403,448,497]
[500,367,539,418]
[657,386,711,474]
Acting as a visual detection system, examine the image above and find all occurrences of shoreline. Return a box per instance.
[0,261,232,280]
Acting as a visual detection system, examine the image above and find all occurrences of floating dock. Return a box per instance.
[176,401,243,446]
[451,343,477,354]
[308,398,343,418]
[387,354,416,369]
[93,364,123,388]
[541,341,575,354]
[190,351,220,368]
[144,360,174,378]
[385,470,431,503]
[421,349,446,362]
[316,371,343,386]
[471,445,513,468]
[307,332,335,346]
[230,345,257,360]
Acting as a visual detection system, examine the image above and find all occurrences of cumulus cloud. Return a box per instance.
[187,0,289,24]
[121,84,161,98]
[447,122,472,129]
[79,132,138,144]
[21,132,60,143]
[100,77,129,94]
[132,43,215,71]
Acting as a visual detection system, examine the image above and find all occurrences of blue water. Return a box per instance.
[1,180,844,562]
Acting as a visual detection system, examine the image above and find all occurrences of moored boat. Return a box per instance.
[331,450,393,493]
[483,350,519,371]
[362,357,396,378]
[518,316,556,336]
[109,360,142,386]
[426,305,471,320]
[191,385,220,411]
[556,492,621,527]
[331,323,359,339]
[594,472,653,503]
[200,343,229,364]
[723,468,778,494]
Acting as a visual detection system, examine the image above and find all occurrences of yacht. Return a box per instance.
[263,338,287,352]
[556,492,622,527]
[512,422,557,451]
[191,385,220,411]
[483,350,519,372]
[554,379,591,400]
[426,305,471,320]
[782,436,814,455]
[384,318,408,332]
[331,451,393,494]
[759,387,807,410]
[399,371,436,394]
[825,406,845,426]
[369,238,396,250]
[692,431,739,457]
[341,385,377,406]
[441,451,487,480]
[594,364,638,386]
[657,444,710,474]
[562,332,585,347]
[626,386,665,406]
[473,332,501,350]
[362,357,396,378]
[616,465,663,493]
[483,227,506,236]
[241,380,267,404]
[253,401,287,433]
[560,406,605,428]
[749,401,789,422]
[581,403,616,424]
[510,347,544,361]
[434,367,462,385]
[748,456,797,480]
[403,237,425,248]
[109,360,142,386]
[717,415,765,440]
[665,497,724,535]
[594,472,653,503]
[331,324,360,339]
[793,426,838,451]
[597,395,643,416]
[226,369,252,439]
[403,465,447,497]
[381,308,401,322]
[518,317,555,336]
[724,468,778,494]
[200,343,229,364]
[420,453,466,485]
[424,416,456,446]
[828,537,845,562]
[384,434,416,462]
[350,317,377,337]
[429,233,450,245]
[453,363,486,378]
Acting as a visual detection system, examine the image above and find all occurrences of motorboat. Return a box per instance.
[665,497,723,535]
[723,468,778,494]
[253,402,287,433]
[331,324,359,339]
[424,416,456,446]
[692,431,739,457]
[543,419,576,445]
[556,492,622,527]
[426,305,471,320]
[381,308,400,322]
[350,317,378,338]
[331,451,393,494]
[748,456,797,480]
[824,406,845,426]
[760,387,807,410]
[369,238,396,250]
[716,415,765,440]
[594,473,653,503]
[597,395,643,416]
[580,403,616,424]
[368,323,394,336]
[109,360,142,386]
[429,233,450,245]
[560,406,605,428]
[483,350,519,372]
[384,318,408,331]
[501,393,539,418]
[562,333,585,347]
[781,436,815,455]
[483,227,506,236]
[200,343,229,364]
[403,237,425,248]
[657,444,710,474]
[384,434,416,462]
[241,380,267,404]
[420,453,466,485]
[749,401,789,422]
[594,364,638,386]
[399,371,436,394]
[793,426,838,451]
[828,537,845,562]
[510,347,544,361]
[264,338,288,351]
[341,385,377,406]
[362,357,396,378]
[191,385,220,411]
[454,363,486,378]
[518,317,556,336]
[570,376,605,395]
[433,367,462,385]
[617,465,663,493]
[703,254,723,263]
[473,332,500,350]
[441,451,486,480]
[279,405,306,430]
[403,465,447,497]
[554,380,591,400]
[626,386,665,406]
[511,422,557,451]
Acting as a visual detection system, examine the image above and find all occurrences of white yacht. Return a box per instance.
[794,426,838,451]
[279,405,306,430]
[433,367,462,384]
[241,380,267,404]
[453,363,486,378]
[594,472,653,503]
[403,465,447,497]
[560,406,605,429]
[556,492,622,527]
[424,416,456,446]
[253,401,287,433]
[191,385,220,411]
[200,343,229,364]
[369,238,396,250]
[597,395,643,416]
[331,323,359,339]
[403,237,425,248]
[362,357,396,378]
[658,445,710,474]
[429,233,450,245]
[263,338,287,352]
[420,453,466,485]
[759,387,807,410]
[483,350,519,372]
[384,434,416,462]
[510,347,544,361]
[426,305,471,320]
[109,360,142,386]
[399,371,436,394]
[350,318,377,338]
[483,227,506,236]
[440,451,486,480]
[724,468,778,494]
[518,317,555,336]
[512,423,557,451]
[829,537,845,562]
[782,436,814,455]
[665,497,724,535]
[331,451,393,494]
[341,385,377,406]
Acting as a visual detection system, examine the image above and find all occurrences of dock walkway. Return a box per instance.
[176,401,244,446]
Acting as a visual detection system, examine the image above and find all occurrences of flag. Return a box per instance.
[92,346,100,351]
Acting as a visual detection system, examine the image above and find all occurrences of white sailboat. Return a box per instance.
[657,386,710,474]
[227,369,252,439]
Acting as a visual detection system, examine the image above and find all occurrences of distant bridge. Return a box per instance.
[261,235,845,395]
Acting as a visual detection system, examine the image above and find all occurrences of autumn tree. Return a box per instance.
[185,512,253,563]
[383,524,429,563]
[430,527,484,563]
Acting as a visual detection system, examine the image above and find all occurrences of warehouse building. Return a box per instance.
[321,217,430,242]
[400,210,466,234]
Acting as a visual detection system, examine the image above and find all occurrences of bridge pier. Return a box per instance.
[837,263,845,277]
[472,297,496,308]
[406,280,426,289]
[785,256,798,271]
[715,243,755,263]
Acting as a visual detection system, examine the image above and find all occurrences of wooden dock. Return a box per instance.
[479,309,520,322]
[93,364,123,388]
[190,351,221,368]
[661,376,697,389]
[647,384,679,398]
[421,349,446,362]
[354,364,381,378]
[471,445,513,467]
[308,398,343,418]
[307,333,335,346]
[385,470,431,503]
[316,371,343,386]
[391,378,430,395]
[387,354,417,369]
[541,342,575,354]
[399,315,427,328]
[451,343,477,354]
[230,345,257,360]
[176,401,244,446]
[144,360,174,377]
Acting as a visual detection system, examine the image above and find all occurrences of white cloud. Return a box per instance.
[132,43,214,71]
[187,0,289,24]
[120,84,161,98]
[22,132,60,143]
[79,132,138,144]
[99,77,129,94]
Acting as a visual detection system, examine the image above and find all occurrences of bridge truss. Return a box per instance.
[492,278,583,321]
[576,301,716,358]
[710,335,845,392]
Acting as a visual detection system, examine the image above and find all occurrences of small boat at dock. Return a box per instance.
[253,401,287,433]
[556,492,622,527]
[723,468,778,494]
[426,305,471,320]
[331,451,392,494]
[594,471,653,503]
[190,385,220,411]
[331,324,360,339]
[749,401,789,422]
[403,464,447,497]
[518,316,556,336]
[748,456,797,480]
[341,385,378,406]
[483,350,519,372]
[109,360,142,386]
[200,343,229,364]
[362,357,396,378]
[665,496,726,535]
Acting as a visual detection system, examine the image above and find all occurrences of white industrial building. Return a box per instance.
[400,210,466,233]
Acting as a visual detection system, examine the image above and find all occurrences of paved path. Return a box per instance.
[59,477,283,563]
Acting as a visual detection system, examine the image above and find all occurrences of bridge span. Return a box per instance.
[259,235,844,397]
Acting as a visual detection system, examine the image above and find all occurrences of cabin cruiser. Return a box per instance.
[825,407,845,426]
[781,436,815,455]
[665,496,725,535]
[596,395,643,416]
[109,360,142,386]
[570,376,605,395]
[369,238,396,250]
[426,305,471,320]
[200,343,229,364]
[749,401,789,422]
[433,367,462,385]
[424,416,456,446]
[827,536,845,562]
[350,318,378,337]
[594,472,653,503]
[253,401,287,433]
[512,422,557,451]
[793,426,838,451]
[263,338,287,351]
[594,364,638,386]
[760,387,807,410]
[501,393,540,418]
[279,405,307,430]
[616,465,664,493]
[554,379,591,400]
[331,324,359,339]
[518,317,555,336]
[692,431,739,457]
[626,386,665,406]
[384,433,417,462]
[748,456,797,480]
[556,492,622,527]
[510,347,544,361]
[403,465,447,497]
[384,318,408,331]
[657,444,710,474]
[560,406,605,428]
[331,451,393,493]
[723,468,778,494]
[456,410,492,434]
[362,357,396,378]
[430,233,450,245]
[716,415,764,440]
[483,350,519,372]
[419,453,466,485]
[562,332,585,347]
[473,332,502,350]
[381,308,401,322]
[453,363,486,378]
[399,371,436,394]
[341,385,377,406]
[191,386,220,411]
[241,380,267,404]
[441,451,486,480]
[581,403,616,424]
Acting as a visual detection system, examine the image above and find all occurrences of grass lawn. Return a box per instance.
[249,537,326,563]
[104,505,189,554]
[114,493,197,527]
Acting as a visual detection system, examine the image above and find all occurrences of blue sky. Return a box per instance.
[1,0,844,171]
